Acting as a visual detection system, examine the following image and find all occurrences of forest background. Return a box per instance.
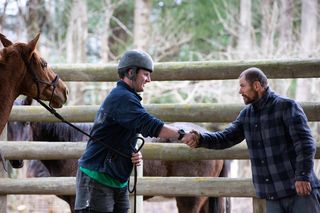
[1,0,320,212]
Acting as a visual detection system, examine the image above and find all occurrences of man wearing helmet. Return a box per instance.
[75,50,191,213]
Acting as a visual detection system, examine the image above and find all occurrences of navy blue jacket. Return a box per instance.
[78,81,164,182]
[199,88,320,200]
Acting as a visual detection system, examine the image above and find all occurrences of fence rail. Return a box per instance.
[1,141,320,160]
[52,59,320,81]
[0,177,255,197]
[9,102,320,122]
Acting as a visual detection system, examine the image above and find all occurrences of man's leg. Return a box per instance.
[266,199,285,213]
[291,188,320,213]
[74,169,115,212]
[113,186,130,213]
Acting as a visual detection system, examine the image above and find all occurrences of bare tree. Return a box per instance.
[278,0,293,53]
[134,0,151,50]
[300,0,318,56]
[66,0,87,63]
[100,0,125,62]
[17,0,47,40]
[0,0,8,32]
[237,0,252,59]
[260,0,279,57]
[296,0,318,102]
[66,0,88,105]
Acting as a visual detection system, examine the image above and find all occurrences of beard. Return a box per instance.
[242,92,259,105]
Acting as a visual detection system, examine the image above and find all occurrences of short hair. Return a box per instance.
[239,67,268,88]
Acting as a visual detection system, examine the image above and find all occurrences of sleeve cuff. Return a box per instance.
[295,171,311,181]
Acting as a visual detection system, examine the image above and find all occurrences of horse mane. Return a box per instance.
[31,122,92,142]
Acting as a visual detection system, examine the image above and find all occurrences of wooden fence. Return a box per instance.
[1,59,320,213]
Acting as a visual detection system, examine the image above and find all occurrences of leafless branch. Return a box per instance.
[111,16,133,37]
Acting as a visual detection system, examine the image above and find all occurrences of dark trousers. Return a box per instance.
[74,169,129,213]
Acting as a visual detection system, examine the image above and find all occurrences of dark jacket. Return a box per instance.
[199,88,320,200]
[78,80,164,182]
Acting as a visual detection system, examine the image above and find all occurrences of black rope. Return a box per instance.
[128,137,145,213]
[36,99,131,159]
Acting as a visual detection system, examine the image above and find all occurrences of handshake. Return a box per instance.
[181,130,201,148]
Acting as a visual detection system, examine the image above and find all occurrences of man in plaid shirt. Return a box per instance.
[183,67,320,213]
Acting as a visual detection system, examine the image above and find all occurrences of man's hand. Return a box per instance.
[295,181,312,196]
[182,130,200,148]
[131,151,142,166]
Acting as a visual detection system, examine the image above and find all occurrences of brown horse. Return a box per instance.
[0,33,68,135]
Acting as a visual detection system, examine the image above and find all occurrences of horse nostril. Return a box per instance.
[65,88,69,97]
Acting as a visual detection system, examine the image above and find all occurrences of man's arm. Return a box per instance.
[183,115,245,149]
[283,101,316,196]
[158,124,194,141]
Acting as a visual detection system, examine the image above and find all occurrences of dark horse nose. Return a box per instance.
[10,160,24,168]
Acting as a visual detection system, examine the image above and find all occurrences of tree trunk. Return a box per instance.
[134,0,151,50]
[297,0,318,102]
[25,0,47,40]
[278,0,293,52]
[0,0,8,32]
[260,0,273,56]
[100,0,115,62]
[261,0,281,57]
[66,0,87,63]
[66,0,88,104]
[300,0,317,56]
[237,0,252,59]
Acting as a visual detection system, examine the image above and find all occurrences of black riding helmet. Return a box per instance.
[117,50,154,79]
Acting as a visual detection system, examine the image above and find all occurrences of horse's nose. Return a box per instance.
[65,87,69,97]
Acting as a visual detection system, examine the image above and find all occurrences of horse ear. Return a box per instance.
[0,33,13,47]
[27,33,40,53]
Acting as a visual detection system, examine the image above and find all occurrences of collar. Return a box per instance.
[117,80,142,101]
[251,87,272,111]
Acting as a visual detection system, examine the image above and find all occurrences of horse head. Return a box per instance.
[0,33,68,108]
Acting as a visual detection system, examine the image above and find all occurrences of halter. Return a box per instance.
[0,53,60,172]
[21,53,60,109]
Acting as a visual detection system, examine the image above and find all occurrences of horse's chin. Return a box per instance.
[50,99,64,108]
[50,91,68,108]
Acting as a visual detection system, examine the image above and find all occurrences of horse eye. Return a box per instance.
[40,60,47,69]
[43,62,47,68]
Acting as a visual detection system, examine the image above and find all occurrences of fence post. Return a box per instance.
[252,197,266,213]
[0,125,8,213]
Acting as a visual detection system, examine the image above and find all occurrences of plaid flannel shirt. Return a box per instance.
[199,88,320,200]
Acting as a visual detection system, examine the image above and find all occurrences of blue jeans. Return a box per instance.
[74,169,129,213]
[266,188,320,213]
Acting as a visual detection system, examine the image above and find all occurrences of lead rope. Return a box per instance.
[128,137,145,213]
[36,99,131,159]
[36,99,144,213]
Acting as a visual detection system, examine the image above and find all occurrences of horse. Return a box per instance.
[8,98,229,213]
[0,33,68,135]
